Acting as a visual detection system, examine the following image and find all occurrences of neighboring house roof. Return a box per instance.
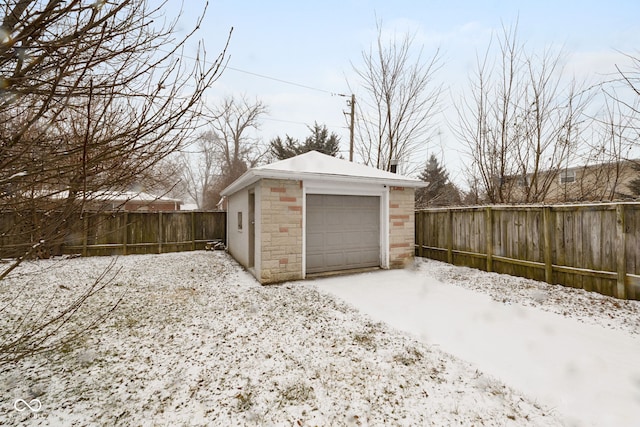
[49,190,182,204]
[180,203,200,211]
[221,151,427,196]
[99,191,183,204]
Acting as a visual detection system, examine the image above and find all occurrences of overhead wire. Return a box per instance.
[158,47,349,123]
[263,116,346,129]
[158,47,352,147]
[225,66,343,96]
[219,64,351,131]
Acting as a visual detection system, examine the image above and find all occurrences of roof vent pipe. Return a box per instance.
[390,159,399,174]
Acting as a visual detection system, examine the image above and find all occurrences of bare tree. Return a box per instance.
[133,157,186,200]
[573,92,637,201]
[0,0,228,365]
[351,21,442,173]
[171,97,267,210]
[454,23,590,203]
[594,53,640,199]
[207,95,268,202]
[177,130,222,209]
[615,53,640,110]
[1,0,229,251]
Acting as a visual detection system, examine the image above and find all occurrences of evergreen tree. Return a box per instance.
[303,122,341,156]
[269,135,300,160]
[416,154,461,207]
[269,122,340,160]
[627,162,640,197]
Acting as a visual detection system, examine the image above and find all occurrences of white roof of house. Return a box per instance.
[103,191,183,203]
[50,190,182,203]
[221,151,427,196]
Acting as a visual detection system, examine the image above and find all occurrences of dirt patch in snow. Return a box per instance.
[415,257,640,336]
[0,252,560,426]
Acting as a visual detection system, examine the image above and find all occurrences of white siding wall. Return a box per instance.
[253,184,262,278]
[226,189,250,268]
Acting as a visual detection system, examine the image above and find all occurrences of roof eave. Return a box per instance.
[219,170,259,197]
[220,169,427,195]
[281,170,427,188]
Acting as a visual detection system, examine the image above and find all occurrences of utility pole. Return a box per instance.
[338,93,356,161]
[348,94,355,161]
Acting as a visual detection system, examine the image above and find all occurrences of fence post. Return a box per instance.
[447,209,453,264]
[158,211,163,254]
[122,211,128,256]
[485,207,493,272]
[616,204,628,299]
[222,211,227,245]
[416,211,423,257]
[82,214,88,257]
[191,211,196,251]
[543,206,553,284]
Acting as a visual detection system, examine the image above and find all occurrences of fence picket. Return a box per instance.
[0,211,226,258]
[416,203,639,301]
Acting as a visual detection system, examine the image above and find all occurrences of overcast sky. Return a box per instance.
[165,0,640,184]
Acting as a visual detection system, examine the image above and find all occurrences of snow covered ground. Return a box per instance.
[315,258,640,427]
[417,258,640,336]
[0,251,640,426]
[0,252,563,426]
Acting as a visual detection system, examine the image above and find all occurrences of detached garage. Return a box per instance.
[220,151,426,284]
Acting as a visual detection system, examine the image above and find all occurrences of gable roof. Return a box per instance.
[221,151,426,196]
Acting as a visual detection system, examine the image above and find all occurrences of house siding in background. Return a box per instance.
[512,160,639,203]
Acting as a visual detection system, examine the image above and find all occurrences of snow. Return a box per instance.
[62,190,182,202]
[315,258,640,427]
[255,151,413,180]
[1,252,562,426]
[221,151,426,196]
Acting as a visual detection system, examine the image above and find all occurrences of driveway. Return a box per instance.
[313,268,640,427]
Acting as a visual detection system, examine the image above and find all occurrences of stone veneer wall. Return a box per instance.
[259,178,303,284]
[389,186,415,268]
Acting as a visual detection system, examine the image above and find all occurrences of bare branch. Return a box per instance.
[0,0,230,364]
[350,20,442,173]
[454,22,591,203]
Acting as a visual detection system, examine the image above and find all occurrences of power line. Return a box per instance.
[159,48,356,148]
[263,117,314,126]
[225,66,339,95]
[159,47,346,96]
[263,116,346,129]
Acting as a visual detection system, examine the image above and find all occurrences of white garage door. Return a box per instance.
[306,194,380,274]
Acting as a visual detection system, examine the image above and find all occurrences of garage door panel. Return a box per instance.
[325,253,346,268]
[306,253,325,268]
[344,215,368,226]
[325,213,345,226]
[345,250,378,265]
[307,211,325,224]
[307,233,324,248]
[306,194,380,274]
[359,234,380,247]
[344,231,378,246]
[342,231,368,247]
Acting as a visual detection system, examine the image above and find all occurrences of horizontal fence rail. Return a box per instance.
[415,203,640,301]
[0,211,226,258]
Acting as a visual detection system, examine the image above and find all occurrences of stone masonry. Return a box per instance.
[389,186,415,268]
[259,178,303,284]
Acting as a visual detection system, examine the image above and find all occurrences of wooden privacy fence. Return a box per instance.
[0,211,226,258]
[415,203,640,301]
